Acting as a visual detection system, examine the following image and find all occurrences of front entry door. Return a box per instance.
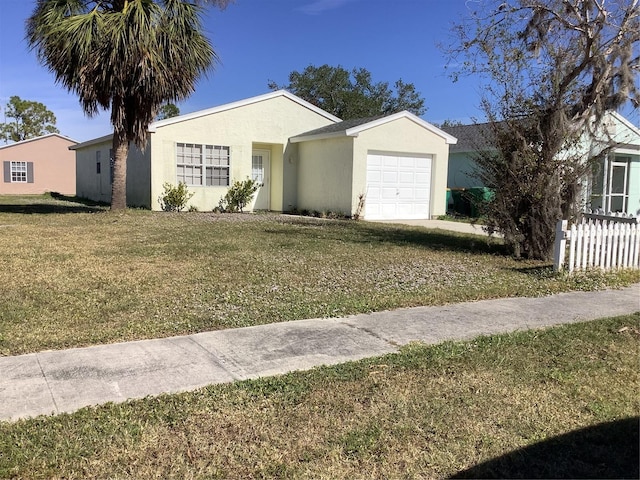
[252,149,270,210]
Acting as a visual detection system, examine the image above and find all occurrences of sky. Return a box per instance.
[0,0,637,143]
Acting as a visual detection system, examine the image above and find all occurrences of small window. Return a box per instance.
[252,155,264,183]
[96,162,101,174]
[11,161,27,183]
[176,143,229,186]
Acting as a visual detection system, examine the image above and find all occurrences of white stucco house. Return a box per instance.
[72,90,457,220]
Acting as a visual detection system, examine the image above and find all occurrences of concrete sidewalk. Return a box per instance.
[1,285,638,422]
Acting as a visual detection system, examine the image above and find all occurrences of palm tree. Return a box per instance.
[27,0,230,210]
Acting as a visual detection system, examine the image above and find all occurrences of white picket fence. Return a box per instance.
[553,214,640,273]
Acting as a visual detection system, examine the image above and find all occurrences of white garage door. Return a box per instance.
[365,153,432,220]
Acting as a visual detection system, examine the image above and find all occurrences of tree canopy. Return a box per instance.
[157,103,181,121]
[269,64,426,119]
[27,0,231,210]
[0,96,59,143]
[446,0,639,260]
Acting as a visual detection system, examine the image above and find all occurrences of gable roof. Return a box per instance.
[290,111,458,144]
[0,133,77,150]
[148,90,341,132]
[72,90,342,150]
[69,133,114,151]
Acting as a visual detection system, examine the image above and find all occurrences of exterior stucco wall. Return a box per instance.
[0,135,76,195]
[75,139,151,207]
[149,95,335,211]
[126,144,152,208]
[296,137,354,215]
[353,118,451,218]
[447,152,483,189]
[282,143,299,212]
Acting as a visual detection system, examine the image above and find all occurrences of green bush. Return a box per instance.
[218,178,259,213]
[158,182,194,212]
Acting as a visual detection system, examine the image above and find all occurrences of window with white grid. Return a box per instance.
[176,143,229,186]
[10,161,27,183]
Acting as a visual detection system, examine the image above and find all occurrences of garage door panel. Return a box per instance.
[368,155,382,166]
[398,157,418,168]
[398,187,416,199]
[415,173,431,184]
[381,187,398,199]
[381,204,397,216]
[382,172,398,183]
[398,172,416,184]
[365,153,432,220]
[367,170,382,183]
[367,186,381,198]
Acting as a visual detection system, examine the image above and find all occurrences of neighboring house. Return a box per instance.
[0,133,77,195]
[72,90,457,220]
[443,112,640,216]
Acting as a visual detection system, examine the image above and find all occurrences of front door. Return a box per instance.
[252,149,270,210]
[607,159,629,213]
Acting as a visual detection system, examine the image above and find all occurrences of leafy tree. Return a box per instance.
[269,64,426,119]
[0,96,59,143]
[436,119,463,128]
[446,0,639,260]
[27,0,231,211]
[157,103,180,121]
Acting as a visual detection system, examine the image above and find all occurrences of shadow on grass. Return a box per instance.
[509,264,557,278]
[450,417,639,479]
[0,193,108,214]
[273,217,509,256]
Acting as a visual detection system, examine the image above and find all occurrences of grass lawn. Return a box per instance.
[1,314,638,479]
[1,194,638,355]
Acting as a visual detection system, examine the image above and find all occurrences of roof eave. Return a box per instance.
[345,111,458,144]
[148,90,341,133]
[69,133,113,150]
[0,133,78,150]
[289,130,350,143]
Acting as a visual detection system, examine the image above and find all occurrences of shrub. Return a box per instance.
[218,178,259,213]
[158,182,194,212]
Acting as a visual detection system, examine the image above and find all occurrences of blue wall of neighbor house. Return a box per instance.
[626,155,640,216]
[447,152,482,189]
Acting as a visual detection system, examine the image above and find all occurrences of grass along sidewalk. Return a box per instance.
[1,314,638,479]
[1,194,639,355]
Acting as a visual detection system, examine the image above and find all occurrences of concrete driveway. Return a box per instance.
[370,219,494,236]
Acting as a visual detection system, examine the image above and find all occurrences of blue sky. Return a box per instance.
[1,0,636,143]
[0,0,484,142]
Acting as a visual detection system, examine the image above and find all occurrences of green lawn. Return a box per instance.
[1,194,638,355]
[1,314,638,479]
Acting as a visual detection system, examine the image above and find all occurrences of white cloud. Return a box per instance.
[296,0,357,15]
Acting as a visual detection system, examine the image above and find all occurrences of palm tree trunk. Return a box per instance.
[111,131,128,211]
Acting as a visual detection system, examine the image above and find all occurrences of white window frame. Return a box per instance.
[10,161,27,183]
[176,143,230,186]
[606,158,629,213]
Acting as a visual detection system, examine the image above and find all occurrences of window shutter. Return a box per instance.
[27,162,34,183]
[3,161,9,183]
